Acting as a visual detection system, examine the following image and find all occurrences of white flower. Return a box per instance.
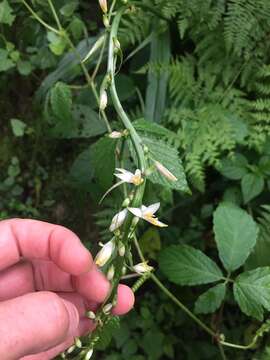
[109,208,128,232]
[154,161,178,182]
[95,239,115,267]
[99,0,107,13]
[128,202,168,228]
[115,168,143,186]
[133,261,154,274]
[99,90,108,111]
[109,131,122,139]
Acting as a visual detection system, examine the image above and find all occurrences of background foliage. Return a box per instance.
[2,0,270,359]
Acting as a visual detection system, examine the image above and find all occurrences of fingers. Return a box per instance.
[112,284,135,315]
[0,292,79,360]
[0,219,92,275]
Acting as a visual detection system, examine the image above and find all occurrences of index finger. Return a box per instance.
[0,219,92,275]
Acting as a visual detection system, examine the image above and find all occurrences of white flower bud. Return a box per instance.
[86,310,96,320]
[85,349,94,360]
[103,14,110,28]
[75,337,82,348]
[133,262,154,274]
[95,239,115,267]
[109,131,122,139]
[67,345,76,354]
[110,208,128,232]
[103,303,113,314]
[122,197,130,207]
[118,242,125,257]
[154,161,178,182]
[114,38,121,53]
[99,90,108,111]
[107,265,115,281]
[99,0,107,13]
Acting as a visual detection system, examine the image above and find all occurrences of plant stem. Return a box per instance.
[132,235,217,338]
[47,0,62,31]
[21,0,60,34]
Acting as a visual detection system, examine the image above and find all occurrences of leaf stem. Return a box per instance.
[47,0,62,31]
[21,0,60,34]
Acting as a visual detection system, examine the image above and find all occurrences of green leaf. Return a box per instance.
[159,245,223,286]
[241,173,264,203]
[50,81,72,123]
[68,147,94,190]
[70,105,106,138]
[213,202,258,272]
[91,137,116,190]
[0,0,15,26]
[95,317,120,350]
[145,28,170,123]
[17,60,32,76]
[0,48,14,72]
[133,118,175,138]
[233,267,270,320]
[60,1,78,17]
[47,31,67,56]
[10,119,26,137]
[219,154,248,180]
[195,283,226,314]
[142,136,189,193]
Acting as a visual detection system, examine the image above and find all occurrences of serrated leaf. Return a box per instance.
[91,137,116,190]
[233,267,270,321]
[195,283,226,314]
[133,118,175,138]
[241,173,264,204]
[213,202,258,272]
[159,245,223,286]
[0,0,15,26]
[95,316,120,350]
[219,154,248,180]
[142,136,189,193]
[50,81,72,123]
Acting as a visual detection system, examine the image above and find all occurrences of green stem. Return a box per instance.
[21,0,60,34]
[47,0,62,31]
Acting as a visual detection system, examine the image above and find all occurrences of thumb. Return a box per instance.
[0,291,79,360]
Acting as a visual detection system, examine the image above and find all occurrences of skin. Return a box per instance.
[0,219,135,360]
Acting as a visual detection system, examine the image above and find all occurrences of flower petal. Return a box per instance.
[128,207,143,218]
[143,202,160,216]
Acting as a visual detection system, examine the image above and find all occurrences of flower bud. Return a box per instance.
[103,303,113,314]
[99,90,108,111]
[110,209,128,232]
[133,262,154,274]
[85,349,94,360]
[154,161,177,182]
[75,337,82,348]
[118,242,125,257]
[103,14,110,28]
[122,197,130,207]
[109,131,122,139]
[95,239,115,267]
[86,310,96,320]
[131,216,139,228]
[113,38,121,53]
[99,0,107,13]
[107,265,115,281]
[67,345,76,354]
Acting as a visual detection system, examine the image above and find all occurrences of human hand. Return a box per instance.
[0,219,134,360]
